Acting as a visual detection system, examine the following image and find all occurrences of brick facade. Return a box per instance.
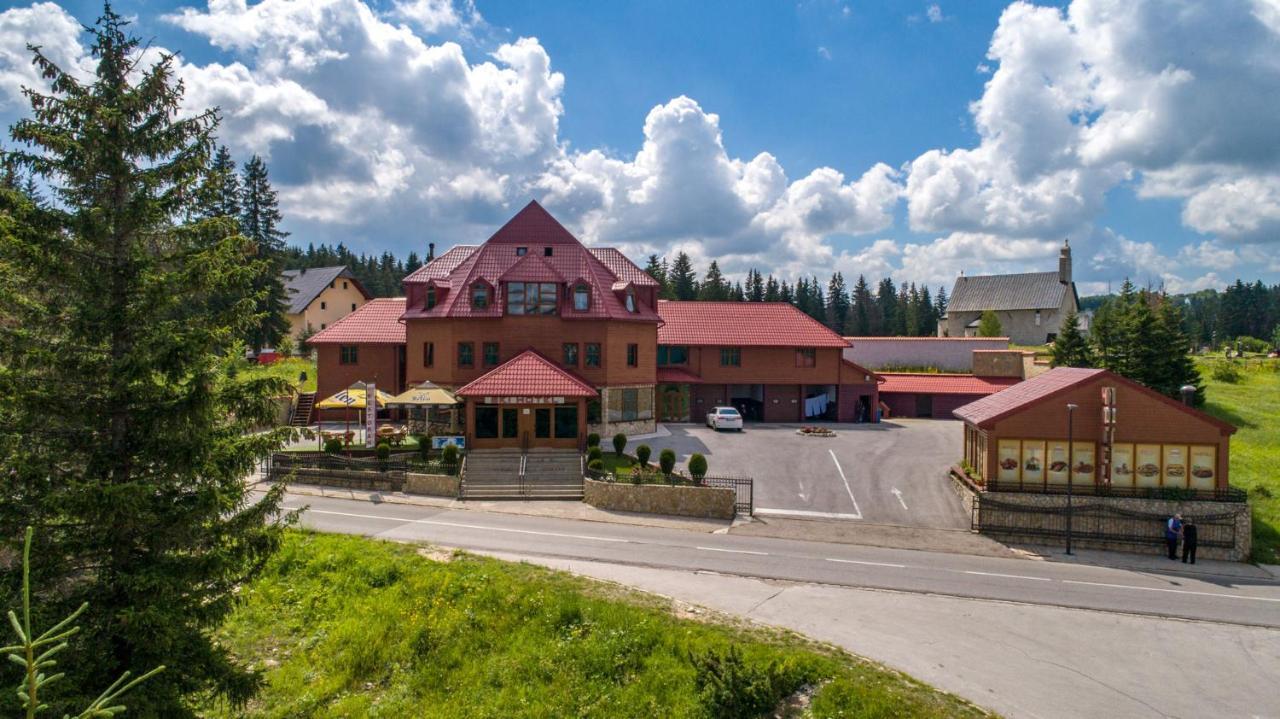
[314,343,402,420]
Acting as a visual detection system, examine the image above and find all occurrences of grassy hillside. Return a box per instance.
[234,357,317,394]
[1198,358,1280,563]
[200,532,990,718]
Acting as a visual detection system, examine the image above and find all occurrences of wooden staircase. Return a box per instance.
[290,392,316,427]
[461,449,584,500]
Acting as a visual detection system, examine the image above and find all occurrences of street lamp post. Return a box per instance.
[1066,403,1078,555]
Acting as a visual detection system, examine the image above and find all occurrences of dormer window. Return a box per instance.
[516,247,528,256]
[471,282,490,309]
[425,286,437,310]
[544,247,554,257]
[573,284,590,311]
[506,282,558,315]
[625,289,637,313]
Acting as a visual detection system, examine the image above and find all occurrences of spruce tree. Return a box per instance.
[747,269,765,301]
[1148,293,1204,404]
[670,252,698,300]
[825,272,850,332]
[0,7,293,715]
[849,275,873,335]
[239,155,291,348]
[1050,309,1094,367]
[698,261,730,301]
[764,274,780,302]
[644,254,670,298]
[876,277,896,336]
[196,144,241,221]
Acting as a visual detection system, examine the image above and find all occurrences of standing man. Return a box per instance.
[1181,517,1198,565]
[1165,513,1183,560]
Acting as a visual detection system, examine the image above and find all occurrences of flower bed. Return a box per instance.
[795,425,836,437]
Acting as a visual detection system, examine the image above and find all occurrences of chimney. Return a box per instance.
[1059,238,1072,285]
[428,242,436,262]
[1180,384,1196,405]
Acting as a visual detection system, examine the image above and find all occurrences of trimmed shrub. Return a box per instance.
[688,453,708,480]
[1233,335,1270,354]
[441,444,459,466]
[323,438,343,454]
[415,434,432,461]
[587,458,604,472]
[635,444,652,467]
[587,446,603,464]
[586,432,601,448]
[658,448,676,476]
[612,432,627,457]
[375,442,391,467]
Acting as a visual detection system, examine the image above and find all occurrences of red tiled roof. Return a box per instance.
[455,350,599,398]
[950,367,1103,426]
[657,367,703,384]
[658,301,850,348]
[878,373,1020,395]
[401,201,660,323]
[306,298,407,345]
[952,367,1236,433]
[844,336,1011,342]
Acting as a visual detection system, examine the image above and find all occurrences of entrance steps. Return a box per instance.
[462,449,584,500]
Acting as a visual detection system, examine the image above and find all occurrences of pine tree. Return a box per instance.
[698,261,731,301]
[894,284,910,335]
[1147,293,1203,404]
[848,274,873,335]
[195,144,241,221]
[1050,309,1094,367]
[977,310,1003,337]
[779,280,794,303]
[747,269,765,301]
[825,272,850,332]
[934,285,949,335]
[876,277,896,336]
[670,252,698,300]
[764,274,780,302]
[0,7,293,714]
[644,254,670,298]
[239,155,291,348]
[731,281,745,301]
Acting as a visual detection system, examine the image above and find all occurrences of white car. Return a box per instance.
[706,406,744,431]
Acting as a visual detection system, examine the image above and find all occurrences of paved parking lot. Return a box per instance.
[628,420,968,529]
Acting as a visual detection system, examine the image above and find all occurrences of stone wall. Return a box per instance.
[404,472,459,497]
[974,489,1251,561]
[583,478,735,520]
[284,467,401,492]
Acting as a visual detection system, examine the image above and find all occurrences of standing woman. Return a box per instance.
[1181,517,1198,564]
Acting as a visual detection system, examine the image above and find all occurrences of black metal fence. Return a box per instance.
[265,452,408,491]
[983,481,1247,503]
[587,469,754,516]
[972,494,1239,549]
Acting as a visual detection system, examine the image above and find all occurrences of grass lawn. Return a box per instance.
[235,356,318,394]
[1197,358,1280,563]
[202,532,989,718]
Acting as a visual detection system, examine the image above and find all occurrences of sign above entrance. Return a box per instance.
[482,396,567,404]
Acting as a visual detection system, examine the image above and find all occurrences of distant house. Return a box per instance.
[282,266,372,342]
[941,240,1079,345]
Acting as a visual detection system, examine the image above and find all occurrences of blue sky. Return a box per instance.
[3,0,1278,294]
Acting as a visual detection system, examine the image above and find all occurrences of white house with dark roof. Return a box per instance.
[941,240,1079,345]
[281,265,372,342]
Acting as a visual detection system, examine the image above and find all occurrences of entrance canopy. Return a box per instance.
[385,382,459,407]
[456,349,597,399]
[316,387,395,410]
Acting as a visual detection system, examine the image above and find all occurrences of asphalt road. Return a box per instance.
[276,491,1280,628]
[629,420,968,527]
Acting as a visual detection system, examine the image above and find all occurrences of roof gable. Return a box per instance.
[282,266,368,314]
[947,272,1069,312]
[486,200,580,245]
[657,301,849,348]
[455,349,598,398]
[951,367,1235,434]
[499,252,565,283]
[306,298,406,345]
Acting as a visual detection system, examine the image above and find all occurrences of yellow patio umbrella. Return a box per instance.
[385,382,459,407]
[315,387,396,410]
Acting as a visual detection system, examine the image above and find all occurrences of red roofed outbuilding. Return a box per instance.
[953,367,1235,491]
[307,298,407,419]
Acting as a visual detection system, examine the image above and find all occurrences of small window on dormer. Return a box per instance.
[573,284,590,311]
[343,281,348,289]
[625,290,636,313]
[516,247,528,256]
[544,247,553,257]
[471,282,490,309]
[425,286,437,310]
